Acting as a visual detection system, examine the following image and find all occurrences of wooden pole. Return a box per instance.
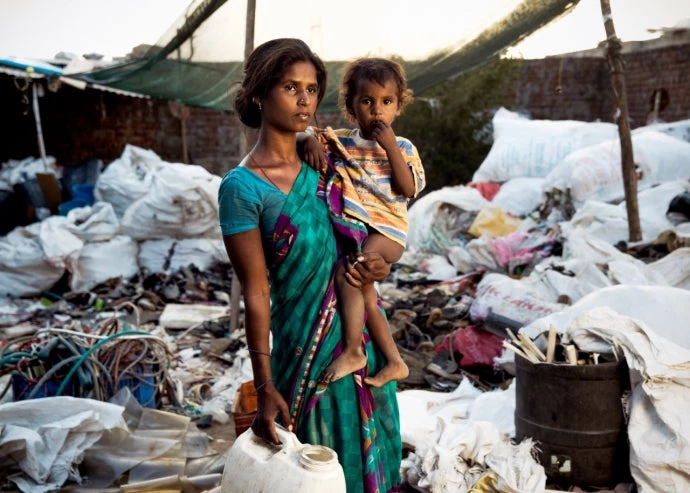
[31,81,48,171]
[244,0,256,63]
[181,116,189,163]
[600,0,642,242]
[229,0,257,334]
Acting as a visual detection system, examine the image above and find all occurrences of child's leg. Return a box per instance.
[361,282,409,387]
[359,234,409,387]
[320,262,367,383]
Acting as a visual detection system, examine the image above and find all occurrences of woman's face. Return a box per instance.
[260,60,319,133]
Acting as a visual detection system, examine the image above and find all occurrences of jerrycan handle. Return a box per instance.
[274,423,302,449]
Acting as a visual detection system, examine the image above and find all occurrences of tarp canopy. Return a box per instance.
[71,0,580,113]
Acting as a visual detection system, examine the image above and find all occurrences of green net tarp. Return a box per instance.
[73,0,580,113]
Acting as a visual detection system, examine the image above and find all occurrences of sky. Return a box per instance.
[0,0,689,62]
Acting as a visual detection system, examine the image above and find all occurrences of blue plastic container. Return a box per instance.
[71,184,95,205]
[11,373,77,400]
[58,198,89,216]
[109,369,157,408]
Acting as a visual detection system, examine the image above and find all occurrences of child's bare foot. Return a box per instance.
[364,359,409,387]
[320,350,367,384]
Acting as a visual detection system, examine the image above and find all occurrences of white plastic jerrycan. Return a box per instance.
[221,425,346,493]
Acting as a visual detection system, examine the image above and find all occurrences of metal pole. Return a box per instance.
[230,0,257,334]
[600,0,641,242]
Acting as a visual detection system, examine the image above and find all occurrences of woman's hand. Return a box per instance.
[302,135,327,171]
[344,252,391,288]
[251,381,293,445]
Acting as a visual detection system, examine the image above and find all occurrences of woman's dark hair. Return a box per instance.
[234,38,327,128]
[339,58,413,121]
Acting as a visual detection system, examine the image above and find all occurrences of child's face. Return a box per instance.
[350,78,401,139]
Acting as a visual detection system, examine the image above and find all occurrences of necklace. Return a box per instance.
[248,153,280,190]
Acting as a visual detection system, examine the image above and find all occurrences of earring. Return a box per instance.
[258,102,262,111]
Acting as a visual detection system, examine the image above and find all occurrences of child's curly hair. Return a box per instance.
[339,58,413,122]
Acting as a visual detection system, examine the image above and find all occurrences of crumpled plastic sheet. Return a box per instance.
[0,394,222,493]
[0,397,134,492]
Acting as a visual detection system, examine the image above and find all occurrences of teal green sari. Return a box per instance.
[268,164,401,493]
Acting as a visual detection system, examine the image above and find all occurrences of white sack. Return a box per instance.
[544,131,690,207]
[471,272,567,325]
[634,118,690,143]
[418,254,458,281]
[64,202,120,242]
[446,245,476,273]
[523,228,669,303]
[407,185,488,252]
[491,177,545,217]
[94,145,165,217]
[399,379,543,492]
[645,247,690,289]
[0,156,59,187]
[565,180,690,244]
[121,164,221,240]
[524,257,613,305]
[138,238,227,273]
[521,285,690,347]
[506,225,689,309]
[36,217,84,266]
[465,237,501,271]
[563,224,690,289]
[0,219,83,297]
[472,108,618,182]
[69,235,139,292]
[403,416,545,493]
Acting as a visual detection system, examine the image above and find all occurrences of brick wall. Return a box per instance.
[0,78,349,177]
[513,42,690,126]
[513,56,610,122]
[0,80,242,176]
[621,44,690,126]
[2,41,688,177]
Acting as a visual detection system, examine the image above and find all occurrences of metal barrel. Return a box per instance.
[514,354,631,487]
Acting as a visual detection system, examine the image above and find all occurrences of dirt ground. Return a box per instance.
[204,415,239,454]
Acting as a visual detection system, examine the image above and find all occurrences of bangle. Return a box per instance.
[248,348,271,357]
[254,378,273,393]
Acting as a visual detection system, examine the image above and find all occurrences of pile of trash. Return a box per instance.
[389,109,690,493]
[0,145,225,297]
[1,108,690,492]
[0,145,238,492]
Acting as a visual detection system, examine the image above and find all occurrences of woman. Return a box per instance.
[218,38,402,492]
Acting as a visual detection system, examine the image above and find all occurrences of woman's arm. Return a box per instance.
[223,230,292,445]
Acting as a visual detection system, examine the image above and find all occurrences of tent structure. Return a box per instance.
[70,0,580,113]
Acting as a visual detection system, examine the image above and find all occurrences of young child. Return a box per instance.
[302,58,425,387]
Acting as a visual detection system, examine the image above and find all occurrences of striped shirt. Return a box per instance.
[311,126,425,247]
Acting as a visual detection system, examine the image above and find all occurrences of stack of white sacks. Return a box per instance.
[0,145,226,296]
